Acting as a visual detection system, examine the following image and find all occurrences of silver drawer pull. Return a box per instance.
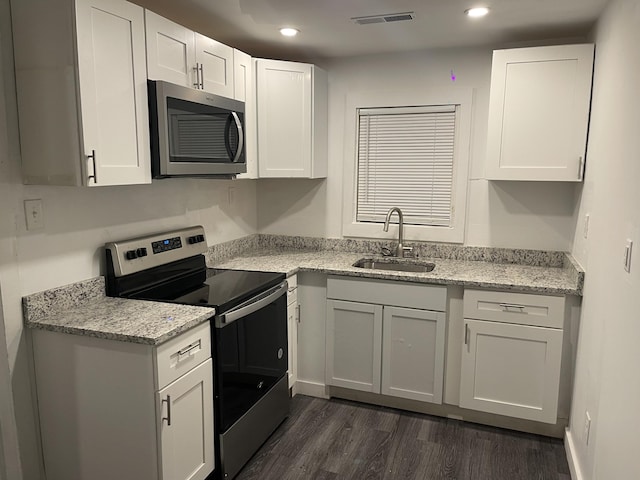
[162,395,171,426]
[499,303,526,312]
[177,340,201,358]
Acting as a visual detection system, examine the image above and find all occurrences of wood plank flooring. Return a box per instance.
[236,395,570,480]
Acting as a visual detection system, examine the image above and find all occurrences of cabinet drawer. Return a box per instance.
[464,289,564,328]
[155,322,211,389]
[327,276,446,312]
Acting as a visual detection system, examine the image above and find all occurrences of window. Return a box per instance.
[356,105,457,227]
[342,88,472,243]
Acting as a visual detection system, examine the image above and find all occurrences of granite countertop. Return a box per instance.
[23,277,215,345]
[212,249,583,295]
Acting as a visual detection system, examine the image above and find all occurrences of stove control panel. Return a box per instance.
[106,226,208,277]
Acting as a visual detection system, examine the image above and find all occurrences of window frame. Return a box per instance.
[342,88,473,243]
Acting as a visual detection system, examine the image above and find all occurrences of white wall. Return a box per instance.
[567,1,640,479]
[257,48,582,251]
[0,0,259,476]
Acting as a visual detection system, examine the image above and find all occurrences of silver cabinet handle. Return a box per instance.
[193,63,201,89]
[162,395,171,426]
[296,304,300,323]
[177,340,201,358]
[199,63,204,89]
[464,323,469,345]
[87,150,97,184]
[578,156,584,180]
[499,303,526,312]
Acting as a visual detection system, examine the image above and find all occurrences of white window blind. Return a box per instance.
[356,105,457,227]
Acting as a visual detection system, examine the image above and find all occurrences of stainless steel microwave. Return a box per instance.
[148,80,246,178]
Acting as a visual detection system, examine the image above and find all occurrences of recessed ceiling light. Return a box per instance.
[280,27,299,37]
[465,7,490,18]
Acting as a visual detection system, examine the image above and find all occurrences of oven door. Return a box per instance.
[213,281,288,432]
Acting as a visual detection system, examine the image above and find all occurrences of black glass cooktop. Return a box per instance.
[172,269,285,311]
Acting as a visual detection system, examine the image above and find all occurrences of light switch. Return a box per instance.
[24,199,44,230]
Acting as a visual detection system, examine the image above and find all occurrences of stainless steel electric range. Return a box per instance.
[105,226,289,480]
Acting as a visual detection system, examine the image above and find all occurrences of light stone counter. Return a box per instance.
[212,249,583,296]
[23,277,215,345]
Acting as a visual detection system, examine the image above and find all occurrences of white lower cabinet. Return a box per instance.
[459,289,565,424]
[32,322,214,480]
[325,277,447,404]
[157,359,214,480]
[326,299,383,392]
[382,306,446,403]
[287,275,299,391]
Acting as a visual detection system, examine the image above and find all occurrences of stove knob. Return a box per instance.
[136,248,147,258]
[125,250,137,260]
[197,234,205,243]
[188,236,197,244]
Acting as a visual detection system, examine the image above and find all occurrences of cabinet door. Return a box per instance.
[381,307,445,404]
[459,319,563,424]
[75,0,151,185]
[326,300,382,393]
[485,44,594,181]
[234,50,258,179]
[157,359,214,480]
[287,300,299,391]
[195,33,234,98]
[145,10,196,87]
[257,59,312,177]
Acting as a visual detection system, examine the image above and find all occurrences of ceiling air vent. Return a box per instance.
[352,12,415,25]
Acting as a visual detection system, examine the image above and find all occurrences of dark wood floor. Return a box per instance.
[236,395,570,480]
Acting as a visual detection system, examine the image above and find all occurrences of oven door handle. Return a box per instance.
[220,281,287,326]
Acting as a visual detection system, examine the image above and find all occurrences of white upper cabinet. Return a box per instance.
[234,50,258,179]
[256,59,328,178]
[485,44,595,181]
[145,10,197,88]
[194,33,234,98]
[12,0,151,186]
[145,10,235,98]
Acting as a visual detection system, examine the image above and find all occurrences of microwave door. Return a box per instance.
[170,113,230,163]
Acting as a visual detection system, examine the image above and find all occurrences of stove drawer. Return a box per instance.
[155,322,212,389]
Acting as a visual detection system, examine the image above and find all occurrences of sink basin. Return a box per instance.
[352,258,436,273]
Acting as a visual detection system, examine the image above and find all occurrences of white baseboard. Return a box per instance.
[565,428,586,480]
[294,380,329,399]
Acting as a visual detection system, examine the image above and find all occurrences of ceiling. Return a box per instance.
[132,0,609,61]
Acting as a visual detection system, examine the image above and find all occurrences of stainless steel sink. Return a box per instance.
[352,258,436,273]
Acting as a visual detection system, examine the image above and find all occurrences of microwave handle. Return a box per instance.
[224,112,244,163]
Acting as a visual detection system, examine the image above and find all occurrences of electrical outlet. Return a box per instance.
[624,239,633,273]
[24,199,44,230]
[583,214,590,239]
[584,411,592,445]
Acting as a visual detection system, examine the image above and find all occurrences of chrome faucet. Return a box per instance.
[383,207,412,257]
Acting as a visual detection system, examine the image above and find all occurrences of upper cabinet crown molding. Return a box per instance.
[485,44,595,182]
[145,10,235,99]
[255,59,328,179]
[12,0,151,186]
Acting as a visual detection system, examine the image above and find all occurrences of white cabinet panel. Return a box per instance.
[145,10,196,87]
[485,44,594,181]
[195,33,234,98]
[157,359,214,480]
[234,50,258,179]
[13,0,151,186]
[460,319,563,423]
[382,306,445,404]
[256,59,327,178]
[287,275,299,391]
[326,300,382,392]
